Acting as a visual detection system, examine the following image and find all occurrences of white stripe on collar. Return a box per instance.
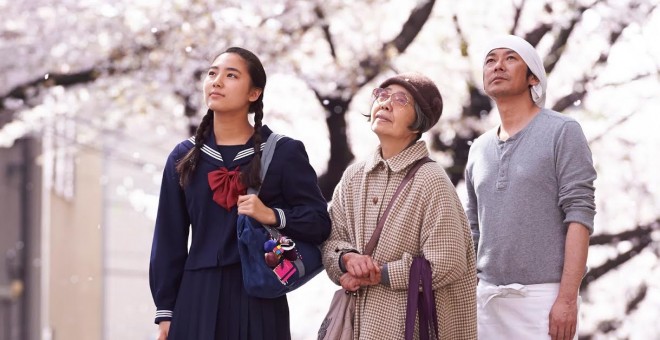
[187,135,283,162]
[187,137,224,160]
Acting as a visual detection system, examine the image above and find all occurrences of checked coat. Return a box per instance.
[321,141,477,339]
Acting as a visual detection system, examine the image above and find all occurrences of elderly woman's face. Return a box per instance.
[370,84,418,141]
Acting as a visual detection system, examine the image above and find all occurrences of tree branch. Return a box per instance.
[314,5,337,59]
[510,0,526,35]
[581,219,658,290]
[174,90,201,135]
[543,17,577,73]
[582,237,652,290]
[544,1,603,73]
[588,111,637,144]
[452,14,469,57]
[597,70,659,89]
[578,281,649,340]
[626,283,647,314]
[552,2,658,112]
[583,69,659,143]
[552,22,628,112]
[1,29,168,116]
[1,69,101,112]
[589,219,659,245]
[392,0,436,53]
[357,0,437,86]
[551,86,588,113]
[522,2,553,46]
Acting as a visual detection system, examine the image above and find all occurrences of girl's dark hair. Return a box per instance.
[175,47,267,188]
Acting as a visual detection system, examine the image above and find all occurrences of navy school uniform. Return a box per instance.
[149,126,331,339]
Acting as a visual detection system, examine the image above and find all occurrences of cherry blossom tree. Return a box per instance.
[1,0,659,338]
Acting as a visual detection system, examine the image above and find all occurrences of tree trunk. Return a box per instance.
[317,97,353,200]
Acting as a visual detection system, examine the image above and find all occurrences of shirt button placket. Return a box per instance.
[497,146,509,190]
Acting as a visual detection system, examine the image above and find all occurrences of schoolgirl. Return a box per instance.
[149,47,331,339]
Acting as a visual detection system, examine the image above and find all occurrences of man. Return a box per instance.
[465,35,596,340]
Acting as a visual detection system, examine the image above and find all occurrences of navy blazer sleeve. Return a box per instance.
[149,144,190,323]
[262,138,331,245]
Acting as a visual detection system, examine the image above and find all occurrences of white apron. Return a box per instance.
[477,280,580,340]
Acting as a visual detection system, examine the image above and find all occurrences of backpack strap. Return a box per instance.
[247,132,282,196]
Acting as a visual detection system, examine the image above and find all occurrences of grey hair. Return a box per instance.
[408,102,428,140]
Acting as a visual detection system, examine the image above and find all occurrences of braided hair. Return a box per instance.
[175,47,267,188]
[175,109,213,187]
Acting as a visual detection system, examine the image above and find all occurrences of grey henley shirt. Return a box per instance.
[465,108,596,285]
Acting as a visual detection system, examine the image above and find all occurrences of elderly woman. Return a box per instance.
[321,73,477,339]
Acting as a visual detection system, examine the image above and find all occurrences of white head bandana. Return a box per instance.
[482,35,547,108]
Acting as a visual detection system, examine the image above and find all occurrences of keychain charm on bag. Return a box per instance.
[263,237,298,267]
[263,236,300,284]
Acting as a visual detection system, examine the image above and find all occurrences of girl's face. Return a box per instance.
[370,84,418,142]
[203,53,262,115]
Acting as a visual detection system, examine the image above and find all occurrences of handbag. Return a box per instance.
[404,257,439,340]
[236,133,324,298]
[318,157,434,340]
[317,289,356,340]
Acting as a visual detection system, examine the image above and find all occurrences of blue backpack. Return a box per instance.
[236,133,324,298]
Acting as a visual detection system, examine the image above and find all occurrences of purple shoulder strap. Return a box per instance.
[405,257,439,340]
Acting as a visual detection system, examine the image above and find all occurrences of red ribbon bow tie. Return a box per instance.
[208,166,246,211]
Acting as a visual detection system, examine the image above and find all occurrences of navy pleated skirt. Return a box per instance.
[168,262,291,340]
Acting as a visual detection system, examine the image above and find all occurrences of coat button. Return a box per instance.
[372,197,378,204]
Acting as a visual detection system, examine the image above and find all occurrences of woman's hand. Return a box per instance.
[237,194,277,225]
[339,270,382,291]
[342,252,380,278]
[339,273,362,292]
[157,321,170,340]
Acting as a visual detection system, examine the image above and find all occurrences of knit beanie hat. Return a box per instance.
[379,72,443,133]
[482,35,547,107]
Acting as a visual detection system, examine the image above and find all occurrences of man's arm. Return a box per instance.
[548,222,589,340]
[464,159,480,254]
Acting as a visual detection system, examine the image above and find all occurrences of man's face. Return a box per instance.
[483,48,538,100]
